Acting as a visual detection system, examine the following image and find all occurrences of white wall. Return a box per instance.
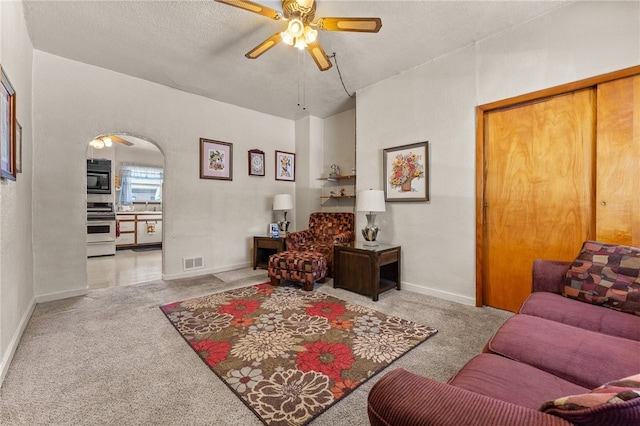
[294,116,323,230]
[356,1,640,306]
[0,0,35,384]
[31,51,296,301]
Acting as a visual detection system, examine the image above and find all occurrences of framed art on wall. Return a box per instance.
[248,149,265,176]
[275,150,295,182]
[200,138,233,180]
[1,65,16,181]
[383,141,429,201]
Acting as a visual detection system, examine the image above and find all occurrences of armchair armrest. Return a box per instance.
[368,369,571,426]
[531,259,571,294]
[332,231,354,246]
[286,229,313,251]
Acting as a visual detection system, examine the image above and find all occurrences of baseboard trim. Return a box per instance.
[0,297,36,386]
[402,281,475,306]
[35,288,89,303]
[162,261,251,281]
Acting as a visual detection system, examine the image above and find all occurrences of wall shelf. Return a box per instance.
[318,174,356,181]
[319,174,356,212]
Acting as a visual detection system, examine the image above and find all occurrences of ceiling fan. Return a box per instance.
[215,0,382,71]
[89,135,134,149]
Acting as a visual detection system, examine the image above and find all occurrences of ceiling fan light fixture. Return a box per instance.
[294,38,307,50]
[303,26,317,43]
[287,18,304,38]
[90,139,105,149]
[103,137,113,147]
[280,30,294,45]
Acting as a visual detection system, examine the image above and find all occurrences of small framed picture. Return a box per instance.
[275,150,295,182]
[269,223,280,237]
[200,138,233,180]
[383,141,429,201]
[248,149,265,176]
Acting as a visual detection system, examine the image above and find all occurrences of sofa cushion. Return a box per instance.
[447,353,589,410]
[564,241,640,315]
[520,291,640,341]
[540,374,640,426]
[485,314,640,389]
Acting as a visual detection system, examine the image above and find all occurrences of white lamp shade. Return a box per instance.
[273,194,293,211]
[357,189,386,212]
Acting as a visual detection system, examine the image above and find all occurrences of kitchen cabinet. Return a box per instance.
[116,212,162,247]
[137,214,162,245]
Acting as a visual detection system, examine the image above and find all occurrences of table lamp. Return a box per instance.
[273,193,293,236]
[357,189,386,246]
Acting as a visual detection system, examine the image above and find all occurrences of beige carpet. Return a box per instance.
[0,267,512,425]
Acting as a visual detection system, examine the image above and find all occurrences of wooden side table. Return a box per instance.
[253,235,286,270]
[333,243,401,301]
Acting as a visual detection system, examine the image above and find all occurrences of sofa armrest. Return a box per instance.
[531,259,571,294]
[368,369,572,426]
[285,229,313,251]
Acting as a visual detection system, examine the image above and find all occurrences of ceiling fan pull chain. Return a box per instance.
[302,52,306,110]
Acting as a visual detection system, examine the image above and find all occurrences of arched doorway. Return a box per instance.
[86,133,164,289]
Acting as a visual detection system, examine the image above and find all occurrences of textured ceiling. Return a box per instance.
[22,1,571,120]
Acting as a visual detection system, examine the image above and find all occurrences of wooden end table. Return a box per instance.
[333,243,401,301]
[253,235,286,270]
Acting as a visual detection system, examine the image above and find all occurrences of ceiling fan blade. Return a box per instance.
[316,17,382,33]
[109,135,134,146]
[245,33,281,59]
[215,0,281,20]
[306,40,332,71]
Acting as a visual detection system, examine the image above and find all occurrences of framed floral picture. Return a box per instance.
[383,141,429,201]
[248,149,265,176]
[275,150,295,182]
[200,138,233,180]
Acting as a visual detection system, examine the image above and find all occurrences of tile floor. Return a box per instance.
[87,248,162,289]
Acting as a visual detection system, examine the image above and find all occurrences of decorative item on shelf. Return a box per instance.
[273,193,293,236]
[357,189,386,246]
[329,164,341,181]
[340,188,346,196]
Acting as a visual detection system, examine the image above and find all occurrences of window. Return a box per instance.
[119,164,163,205]
[131,181,162,202]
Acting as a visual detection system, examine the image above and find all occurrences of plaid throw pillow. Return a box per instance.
[564,241,640,315]
[540,374,640,426]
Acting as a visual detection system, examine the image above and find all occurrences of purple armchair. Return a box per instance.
[286,212,355,276]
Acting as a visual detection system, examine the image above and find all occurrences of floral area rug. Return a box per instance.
[160,283,437,426]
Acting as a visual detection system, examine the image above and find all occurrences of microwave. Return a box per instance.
[87,159,111,194]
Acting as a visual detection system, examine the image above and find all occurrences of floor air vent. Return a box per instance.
[183,256,204,271]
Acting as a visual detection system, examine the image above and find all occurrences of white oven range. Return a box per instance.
[87,202,116,257]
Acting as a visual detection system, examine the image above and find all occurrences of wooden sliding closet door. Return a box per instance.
[482,89,596,312]
[596,75,640,246]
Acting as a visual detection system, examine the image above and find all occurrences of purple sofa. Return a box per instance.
[368,244,640,426]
